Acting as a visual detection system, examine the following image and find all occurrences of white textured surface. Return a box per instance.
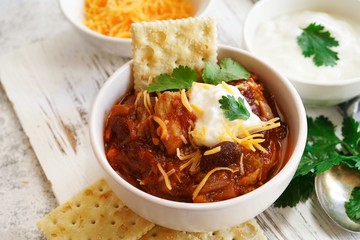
[0,0,67,239]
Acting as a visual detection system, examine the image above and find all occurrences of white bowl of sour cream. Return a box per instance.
[244,0,360,106]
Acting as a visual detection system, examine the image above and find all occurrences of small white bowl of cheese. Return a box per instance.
[243,0,360,106]
[59,0,213,57]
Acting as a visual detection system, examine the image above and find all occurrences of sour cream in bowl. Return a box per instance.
[244,0,360,106]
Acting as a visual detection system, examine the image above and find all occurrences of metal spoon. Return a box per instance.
[315,96,360,233]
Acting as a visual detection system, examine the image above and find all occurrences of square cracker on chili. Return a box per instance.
[131,17,217,91]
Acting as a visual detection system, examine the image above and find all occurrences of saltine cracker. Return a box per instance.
[37,178,155,240]
[131,17,217,91]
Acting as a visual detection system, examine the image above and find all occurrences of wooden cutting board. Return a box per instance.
[0,30,128,203]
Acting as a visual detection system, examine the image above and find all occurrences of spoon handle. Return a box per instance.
[337,95,360,121]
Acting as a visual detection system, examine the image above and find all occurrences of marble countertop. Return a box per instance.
[0,1,67,239]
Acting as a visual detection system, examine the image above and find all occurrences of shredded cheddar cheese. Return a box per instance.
[204,146,221,156]
[179,150,201,171]
[176,148,198,161]
[143,90,153,114]
[153,116,168,140]
[192,167,237,200]
[220,117,280,152]
[84,0,193,38]
[190,103,204,115]
[180,89,193,112]
[239,153,245,175]
[180,134,188,145]
[221,81,235,95]
[157,163,172,190]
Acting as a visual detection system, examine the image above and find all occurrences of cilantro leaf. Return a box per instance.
[202,58,250,85]
[146,66,197,92]
[345,187,360,221]
[275,116,360,210]
[301,116,343,175]
[274,174,315,208]
[219,95,250,121]
[297,23,339,67]
[342,117,360,155]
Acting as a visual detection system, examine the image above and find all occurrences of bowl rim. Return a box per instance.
[58,0,214,44]
[243,0,360,87]
[89,44,307,211]
[58,0,130,43]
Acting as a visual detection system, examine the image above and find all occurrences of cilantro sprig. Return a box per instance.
[219,95,250,121]
[146,66,197,92]
[203,58,250,85]
[275,116,360,221]
[146,58,250,92]
[297,23,339,67]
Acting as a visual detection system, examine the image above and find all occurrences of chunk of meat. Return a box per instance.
[154,91,196,154]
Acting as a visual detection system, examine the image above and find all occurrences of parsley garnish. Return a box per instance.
[219,95,250,121]
[345,187,360,221]
[274,116,360,221]
[202,58,250,85]
[297,23,339,67]
[146,66,197,92]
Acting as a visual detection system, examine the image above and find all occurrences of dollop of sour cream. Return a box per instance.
[188,82,261,147]
[252,10,360,82]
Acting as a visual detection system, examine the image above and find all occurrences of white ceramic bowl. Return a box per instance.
[90,45,307,232]
[58,0,213,57]
[243,0,360,106]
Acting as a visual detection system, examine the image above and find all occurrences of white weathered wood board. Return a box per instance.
[0,0,358,239]
[0,30,127,203]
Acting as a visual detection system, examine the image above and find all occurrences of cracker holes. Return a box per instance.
[150,31,166,44]
[113,203,120,209]
[91,219,96,224]
[52,219,58,225]
[98,187,104,193]
[111,220,116,225]
[94,203,100,208]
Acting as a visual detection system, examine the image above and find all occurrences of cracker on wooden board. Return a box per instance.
[36,178,155,240]
[131,17,218,91]
[37,178,267,240]
[140,219,267,240]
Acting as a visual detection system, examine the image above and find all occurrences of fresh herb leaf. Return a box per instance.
[202,58,250,85]
[274,174,315,208]
[345,187,360,221]
[342,117,360,155]
[297,23,339,67]
[274,116,360,212]
[219,95,250,121]
[146,66,197,92]
[299,116,343,175]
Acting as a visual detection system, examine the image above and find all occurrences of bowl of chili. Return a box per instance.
[90,45,307,231]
